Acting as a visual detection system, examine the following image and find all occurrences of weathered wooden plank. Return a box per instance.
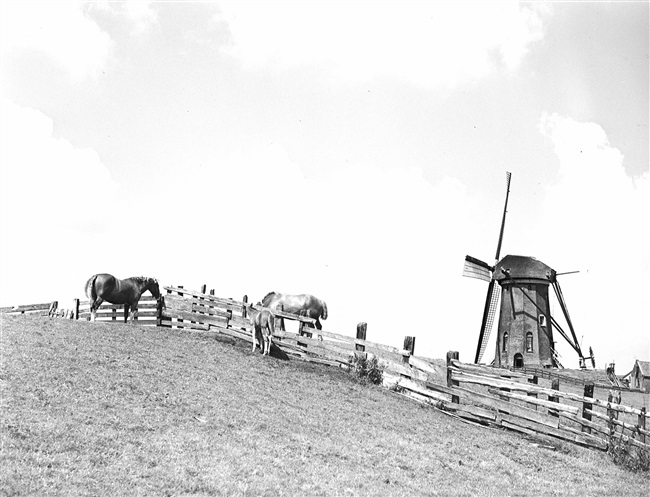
[275,340,351,366]
[272,331,354,360]
[499,416,607,450]
[451,360,534,381]
[162,309,228,327]
[209,324,253,342]
[191,302,231,318]
[453,369,648,417]
[449,384,570,427]
[584,408,650,437]
[444,402,497,422]
[165,286,246,310]
[1,303,52,313]
[393,377,451,403]
[409,356,439,376]
[382,358,428,382]
[163,295,192,313]
[486,387,580,415]
[158,319,210,331]
[424,381,456,397]
[558,411,611,437]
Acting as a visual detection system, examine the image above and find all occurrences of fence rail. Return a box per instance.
[4,286,648,454]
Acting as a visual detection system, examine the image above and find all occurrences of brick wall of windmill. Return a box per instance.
[495,281,554,369]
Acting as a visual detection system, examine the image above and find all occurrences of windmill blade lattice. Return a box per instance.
[475,280,500,363]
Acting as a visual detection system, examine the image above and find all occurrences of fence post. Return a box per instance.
[48,301,58,317]
[402,336,415,364]
[356,322,367,355]
[201,284,206,294]
[639,407,647,444]
[548,378,560,417]
[582,381,594,433]
[242,295,248,319]
[177,286,184,328]
[446,351,459,404]
[73,299,80,320]
[527,375,538,411]
[156,296,164,327]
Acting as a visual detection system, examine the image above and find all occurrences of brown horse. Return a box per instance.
[246,305,275,355]
[261,292,328,330]
[84,273,161,322]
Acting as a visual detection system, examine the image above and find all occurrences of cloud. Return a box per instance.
[537,113,648,366]
[0,1,112,80]
[216,1,545,87]
[0,99,119,305]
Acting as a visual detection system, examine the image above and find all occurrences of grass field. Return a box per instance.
[1,314,648,496]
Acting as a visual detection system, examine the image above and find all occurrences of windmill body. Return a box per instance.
[463,172,591,369]
[492,255,556,369]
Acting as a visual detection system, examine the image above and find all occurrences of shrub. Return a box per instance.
[348,353,384,385]
[608,436,650,473]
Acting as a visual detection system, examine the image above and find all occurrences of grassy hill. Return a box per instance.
[1,314,648,496]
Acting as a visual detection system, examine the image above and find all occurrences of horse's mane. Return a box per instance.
[261,292,276,305]
[129,276,157,285]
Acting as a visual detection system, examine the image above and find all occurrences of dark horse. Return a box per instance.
[84,273,161,322]
[261,292,328,330]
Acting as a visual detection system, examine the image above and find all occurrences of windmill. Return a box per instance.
[463,172,594,369]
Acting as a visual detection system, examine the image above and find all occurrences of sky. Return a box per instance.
[1,1,647,372]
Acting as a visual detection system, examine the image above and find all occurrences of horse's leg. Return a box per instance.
[267,316,274,355]
[251,327,256,352]
[130,303,138,323]
[90,298,104,322]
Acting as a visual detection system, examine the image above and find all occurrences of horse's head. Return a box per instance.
[148,278,161,299]
[246,304,259,322]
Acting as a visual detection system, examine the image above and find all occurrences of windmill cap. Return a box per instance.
[493,255,556,282]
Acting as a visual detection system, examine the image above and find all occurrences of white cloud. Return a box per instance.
[91,0,158,34]
[0,1,112,80]
[216,1,545,87]
[537,113,649,367]
[0,99,119,305]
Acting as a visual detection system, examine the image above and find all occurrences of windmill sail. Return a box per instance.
[475,280,500,363]
[463,255,492,282]
[494,171,511,261]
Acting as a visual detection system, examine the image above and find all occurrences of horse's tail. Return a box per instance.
[321,300,328,320]
[84,274,98,300]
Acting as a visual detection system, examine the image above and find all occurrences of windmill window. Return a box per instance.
[503,332,508,352]
[539,315,546,327]
[526,332,533,353]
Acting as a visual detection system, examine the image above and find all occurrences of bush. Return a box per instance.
[348,353,384,385]
[608,436,650,473]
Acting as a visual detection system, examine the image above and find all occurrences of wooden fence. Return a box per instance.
[0,302,55,316]
[4,285,648,454]
[433,353,648,452]
[159,286,430,380]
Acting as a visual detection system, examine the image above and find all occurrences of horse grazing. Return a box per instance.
[246,305,275,355]
[261,292,328,330]
[84,273,161,322]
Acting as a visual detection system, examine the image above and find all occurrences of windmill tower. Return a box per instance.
[463,172,594,369]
